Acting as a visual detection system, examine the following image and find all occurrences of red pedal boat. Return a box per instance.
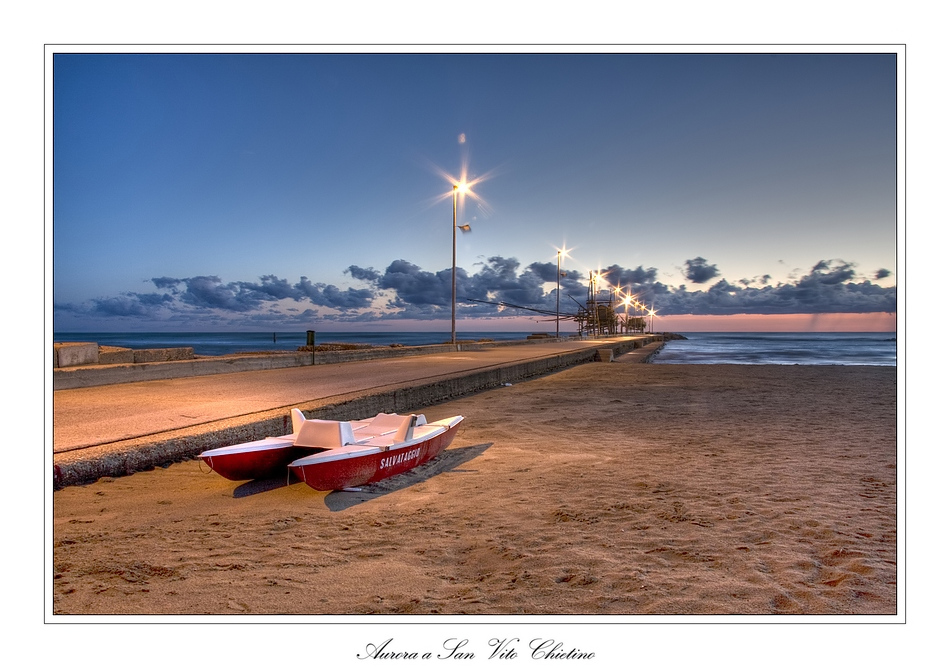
[199,409,463,490]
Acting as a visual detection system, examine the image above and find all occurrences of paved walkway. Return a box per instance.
[54,337,652,454]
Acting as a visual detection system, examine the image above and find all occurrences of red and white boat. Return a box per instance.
[199,409,463,490]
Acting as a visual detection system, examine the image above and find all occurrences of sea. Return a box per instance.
[53,330,898,366]
[650,331,897,366]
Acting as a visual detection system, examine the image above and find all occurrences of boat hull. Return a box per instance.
[199,441,308,481]
[290,420,462,491]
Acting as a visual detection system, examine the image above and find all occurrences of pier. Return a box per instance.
[53,334,668,487]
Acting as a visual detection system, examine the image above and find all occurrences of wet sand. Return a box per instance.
[52,363,897,615]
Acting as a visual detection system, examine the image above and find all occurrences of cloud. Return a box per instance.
[377,260,452,307]
[657,260,895,315]
[684,257,721,283]
[875,268,892,280]
[808,259,855,284]
[318,284,376,309]
[602,264,660,288]
[525,261,587,296]
[151,277,182,291]
[91,295,156,317]
[346,265,382,282]
[179,276,264,312]
[54,255,897,328]
[296,277,375,309]
[468,256,545,306]
[241,275,300,301]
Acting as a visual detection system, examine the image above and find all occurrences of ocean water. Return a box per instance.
[52,331,545,356]
[650,332,898,366]
[53,330,899,365]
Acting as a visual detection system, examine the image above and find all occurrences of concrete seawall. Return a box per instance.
[53,337,665,488]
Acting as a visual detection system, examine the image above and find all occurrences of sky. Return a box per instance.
[51,49,899,333]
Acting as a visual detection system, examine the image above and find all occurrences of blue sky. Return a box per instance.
[52,50,898,332]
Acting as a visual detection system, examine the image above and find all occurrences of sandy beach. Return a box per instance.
[52,362,897,616]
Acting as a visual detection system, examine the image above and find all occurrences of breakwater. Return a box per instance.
[53,334,673,390]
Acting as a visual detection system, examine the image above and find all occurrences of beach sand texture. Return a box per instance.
[52,363,897,615]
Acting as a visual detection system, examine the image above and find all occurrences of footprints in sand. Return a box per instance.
[53,558,184,613]
[552,507,600,525]
[270,516,302,531]
[813,547,879,590]
[655,501,714,528]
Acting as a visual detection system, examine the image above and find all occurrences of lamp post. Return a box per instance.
[452,184,458,345]
[554,247,571,339]
[622,294,633,334]
[451,182,471,345]
[556,249,561,339]
[613,285,624,337]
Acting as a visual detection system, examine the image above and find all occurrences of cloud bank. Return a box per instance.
[54,256,896,329]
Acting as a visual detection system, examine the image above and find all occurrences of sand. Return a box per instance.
[51,362,897,616]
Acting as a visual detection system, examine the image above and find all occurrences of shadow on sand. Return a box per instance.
[229,442,493,505]
[231,469,300,497]
[324,442,493,512]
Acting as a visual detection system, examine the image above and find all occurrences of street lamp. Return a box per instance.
[621,294,633,333]
[553,246,571,340]
[556,249,562,339]
[452,182,471,345]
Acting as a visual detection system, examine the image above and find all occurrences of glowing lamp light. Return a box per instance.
[451,181,475,345]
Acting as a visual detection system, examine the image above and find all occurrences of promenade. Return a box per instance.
[53,335,662,486]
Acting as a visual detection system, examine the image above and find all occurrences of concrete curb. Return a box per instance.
[53,339,663,488]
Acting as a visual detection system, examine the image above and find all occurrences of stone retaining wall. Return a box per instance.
[53,342,98,368]
[54,343,195,369]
